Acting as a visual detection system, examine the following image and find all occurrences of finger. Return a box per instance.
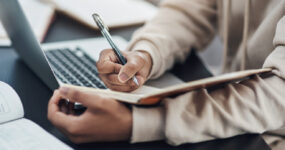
[105,74,137,86]
[58,85,104,107]
[99,49,118,63]
[105,82,137,92]
[48,90,61,115]
[108,74,146,88]
[118,55,145,83]
[102,76,147,92]
[97,61,122,74]
[97,49,122,74]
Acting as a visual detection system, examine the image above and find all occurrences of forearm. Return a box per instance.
[130,17,285,145]
[131,72,285,145]
[127,0,217,79]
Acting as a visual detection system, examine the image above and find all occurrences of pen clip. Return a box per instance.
[92,13,109,31]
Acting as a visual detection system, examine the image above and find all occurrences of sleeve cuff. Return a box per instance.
[127,40,163,79]
[131,106,165,143]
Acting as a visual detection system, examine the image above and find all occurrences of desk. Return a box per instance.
[0,14,270,150]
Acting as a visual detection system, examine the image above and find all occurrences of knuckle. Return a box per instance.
[96,64,104,72]
[126,63,137,72]
[100,49,112,56]
[135,54,145,62]
[101,76,114,86]
[127,80,138,90]
[69,136,84,144]
[96,62,106,72]
[114,65,121,74]
[98,74,106,80]
[103,81,113,89]
[106,75,118,83]
[129,83,137,91]
[71,90,81,102]
[108,86,118,91]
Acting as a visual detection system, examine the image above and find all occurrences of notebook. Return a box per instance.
[0,0,55,46]
[43,0,158,29]
[0,82,72,150]
[66,68,272,105]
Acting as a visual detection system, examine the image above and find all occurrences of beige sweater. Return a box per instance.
[127,0,285,146]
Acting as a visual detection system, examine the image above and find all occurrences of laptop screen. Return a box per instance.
[0,0,59,90]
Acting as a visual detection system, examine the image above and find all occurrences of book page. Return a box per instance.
[132,85,161,95]
[0,0,55,46]
[0,118,72,150]
[45,0,157,29]
[0,82,24,124]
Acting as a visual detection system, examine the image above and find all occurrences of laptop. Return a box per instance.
[0,0,123,92]
[0,0,185,102]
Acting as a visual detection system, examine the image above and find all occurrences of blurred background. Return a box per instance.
[0,0,223,75]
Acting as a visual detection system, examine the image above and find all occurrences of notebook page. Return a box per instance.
[0,118,72,150]
[0,82,24,124]
[0,0,55,46]
[131,85,161,95]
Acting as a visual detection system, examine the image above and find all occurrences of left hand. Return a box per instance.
[47,85,132,144]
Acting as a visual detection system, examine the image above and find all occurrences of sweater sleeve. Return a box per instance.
[126,0,217,79]
[131,16,285,146]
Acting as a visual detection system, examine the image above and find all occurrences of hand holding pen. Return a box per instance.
[93,13,153,92]
[92,14,152,91]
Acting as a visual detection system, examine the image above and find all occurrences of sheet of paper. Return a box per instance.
[45,0,157,29]
[131,73,184,94]
[0,118,72,150]
[0,0,55,46]
[145,72,184,88]
[0,82,24,124]
[131,85,162,95]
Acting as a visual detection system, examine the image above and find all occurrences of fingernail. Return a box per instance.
[60,86,69,95]
[119,73,129,82]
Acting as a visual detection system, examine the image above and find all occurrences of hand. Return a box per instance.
[97,49,152,92]
[47,85,132,144]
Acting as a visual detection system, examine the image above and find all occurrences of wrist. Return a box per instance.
[118,107,133,141]
[136,50,153,77]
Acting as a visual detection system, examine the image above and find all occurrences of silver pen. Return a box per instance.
[92,13,139,86]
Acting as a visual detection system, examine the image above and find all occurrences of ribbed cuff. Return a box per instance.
[131,106,165,143]
[128,40,162,79]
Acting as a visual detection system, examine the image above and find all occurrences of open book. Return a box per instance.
[0,0,55,46]
[43,0,158,29]
[0,82,71,150]
[68,68,272,105]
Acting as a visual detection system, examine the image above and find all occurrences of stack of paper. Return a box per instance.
[0,0,55,46]
[45,0,158,29]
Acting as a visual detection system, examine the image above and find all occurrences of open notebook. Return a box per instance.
[0,0,55,46]
[44,0,158,29]
[0,82,71,150]
[67,68,272,105]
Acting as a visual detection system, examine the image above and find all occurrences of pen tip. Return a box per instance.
[133,77,139,86]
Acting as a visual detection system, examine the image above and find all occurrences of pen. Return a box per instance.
[92,13,139,86]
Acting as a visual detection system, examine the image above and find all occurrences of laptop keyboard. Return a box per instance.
[45,47,107,89]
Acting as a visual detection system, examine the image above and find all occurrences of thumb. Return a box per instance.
[118,57,144,83]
